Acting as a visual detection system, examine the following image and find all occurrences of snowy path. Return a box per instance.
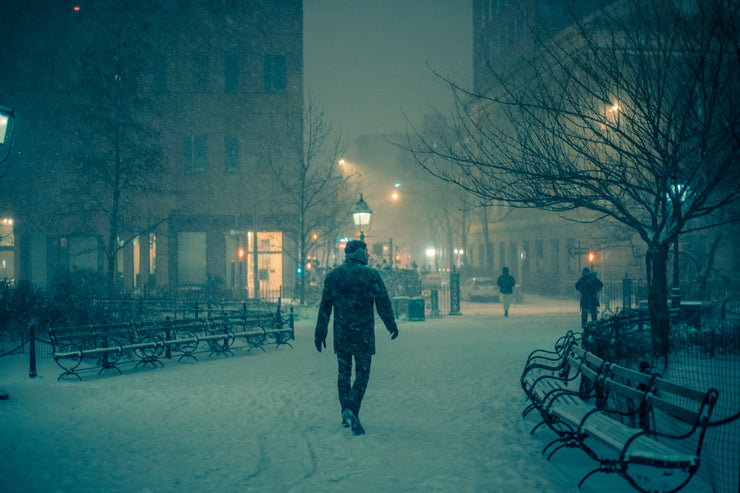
[0,296,712,492]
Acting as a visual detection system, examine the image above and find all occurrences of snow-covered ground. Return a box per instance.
[0,295,713,493]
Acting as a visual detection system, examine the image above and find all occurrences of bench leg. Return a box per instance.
[177,353,198,363]
[135,358,164,369]
[98,365,123,376]
[542,432,583,460]
[529,420,546,435]
[208,347,234,358]
[578,461,621,491]
[57,370,82,382]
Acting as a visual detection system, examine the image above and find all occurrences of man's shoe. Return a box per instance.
[342,409,365,436]
[341,409,351,428]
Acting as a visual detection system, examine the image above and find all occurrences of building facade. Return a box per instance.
[0,0,303,297]
[467,0,739,300]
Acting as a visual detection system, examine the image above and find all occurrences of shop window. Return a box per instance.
[178,232,206,285]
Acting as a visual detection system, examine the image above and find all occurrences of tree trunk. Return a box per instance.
[482,206,493,277]
[646,243,670,359]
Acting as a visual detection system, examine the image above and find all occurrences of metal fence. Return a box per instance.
[582,304,740,493]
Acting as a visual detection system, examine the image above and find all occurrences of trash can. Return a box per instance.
[408,296,425,322]
[393,296,409,321]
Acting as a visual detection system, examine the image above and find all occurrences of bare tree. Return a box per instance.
[65,1,169,295]
[402,0,740,356]
[270,96,357,303]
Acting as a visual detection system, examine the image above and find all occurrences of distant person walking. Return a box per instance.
[314,240,399,436]
[497,267,516,318]
[576,267,603,327]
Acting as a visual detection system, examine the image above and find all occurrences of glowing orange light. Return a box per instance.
[237,247,245,259]
[588,252,595,262]
[74,5,80,11]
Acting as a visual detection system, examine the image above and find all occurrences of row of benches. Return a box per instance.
[521,331,719,493]
[48,308,294,381]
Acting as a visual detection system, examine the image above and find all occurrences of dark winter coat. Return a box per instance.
[314,258,398,355]
[497,273,516,295]
[575,273,603,310]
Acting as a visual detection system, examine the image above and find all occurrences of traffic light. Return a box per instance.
[587,251,603,263]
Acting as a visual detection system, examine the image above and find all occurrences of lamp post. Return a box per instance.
[453,248,464,269]
[0,96,12,400]
[0,101,15,163]
[670,183,686,310]
[352,193,373,241]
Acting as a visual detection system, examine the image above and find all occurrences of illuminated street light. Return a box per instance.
[453,248,464,268]
[351,193,373,241]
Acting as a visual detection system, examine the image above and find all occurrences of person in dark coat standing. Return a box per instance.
[497,267,516,317]
[314,240,399,435]
[576,267,604,327]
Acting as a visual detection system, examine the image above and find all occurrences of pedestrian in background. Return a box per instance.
[576,267,603,327]
[314,240,399,436]
[497,267,516,318]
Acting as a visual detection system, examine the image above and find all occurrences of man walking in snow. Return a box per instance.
[575,267,603,327]
[497,267,516,317]
[314,240,399,435]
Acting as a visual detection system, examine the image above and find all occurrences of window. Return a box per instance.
[264,55,286,93]
[224,51,240,93]
[192,52,210,92]
[184,135,208,172]
[69,236,99,271]
[225,136,239,172]
[178,232,206,285]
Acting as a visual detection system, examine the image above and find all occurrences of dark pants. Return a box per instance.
[337,352,372,417]
[581,307,598,327]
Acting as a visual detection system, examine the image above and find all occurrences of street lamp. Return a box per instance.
[670,183,687,309]
[352,193,373,241]
[454,248,464,269]
[0,101,15,163]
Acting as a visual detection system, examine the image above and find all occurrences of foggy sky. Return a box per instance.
[304,0,473,145]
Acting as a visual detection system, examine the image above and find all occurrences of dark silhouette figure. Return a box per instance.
[497,267,516,317]
[314,240,399,435]
[576,267,603,327]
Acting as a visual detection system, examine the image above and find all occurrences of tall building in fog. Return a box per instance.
[467,0,739,297]
[0,0,303,296]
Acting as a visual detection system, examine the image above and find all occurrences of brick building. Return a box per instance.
[0,0,303,297]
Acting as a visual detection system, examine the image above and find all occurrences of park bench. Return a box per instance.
[48,305,294,381]
[49,322,163,380]
[206,307,295,356]
[521,334,720,493]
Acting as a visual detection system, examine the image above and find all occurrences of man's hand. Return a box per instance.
[315,338,326,352]
[390,329,399,340]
